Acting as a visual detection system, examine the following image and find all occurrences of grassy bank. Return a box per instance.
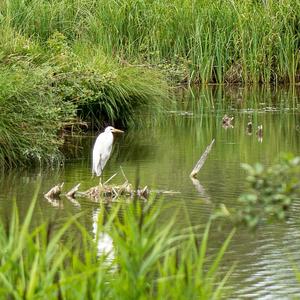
[2,0,300,84]
[0,26,168,167]
[0,191,233,299]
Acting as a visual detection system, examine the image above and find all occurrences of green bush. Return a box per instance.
[238,154,300,228]
[0,29,169,166]
[0,64,76,168]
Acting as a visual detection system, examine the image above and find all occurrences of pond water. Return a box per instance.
[1,86,300,299]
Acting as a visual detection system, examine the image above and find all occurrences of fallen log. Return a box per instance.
[190,139,215,178]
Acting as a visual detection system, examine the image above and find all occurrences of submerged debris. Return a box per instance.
[247,120,253,135]
[256,125,263,143]
[222,114,234,128]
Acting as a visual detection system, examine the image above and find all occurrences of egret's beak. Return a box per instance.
[112,128,124,133]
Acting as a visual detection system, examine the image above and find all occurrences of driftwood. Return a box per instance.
[190,139,215,178]
[45,179,150,203]
[44,183,64,199]
[80,181,150,201]
[66,183,81,198]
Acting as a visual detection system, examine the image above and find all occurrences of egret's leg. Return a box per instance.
[99,174,103,187]
[98,170,104,188]
[98,155,103,188]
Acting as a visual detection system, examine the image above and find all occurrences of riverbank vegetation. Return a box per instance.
[0,190,233,299]
[1,0,299,166]
[0,26,167,167]
[2,0,300,84]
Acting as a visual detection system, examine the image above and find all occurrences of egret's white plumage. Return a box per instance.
[92,126,124,177]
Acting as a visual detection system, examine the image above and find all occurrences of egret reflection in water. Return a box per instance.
[92,208,114,260]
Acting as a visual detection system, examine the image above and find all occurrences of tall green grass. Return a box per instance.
[0,26,168,167]
[0,64,73,168]
[0,191,234,299]
[2,0,299,84]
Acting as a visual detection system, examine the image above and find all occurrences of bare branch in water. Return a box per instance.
[190,139,215,178]
[103,173,118,185]
[120,166,128,182]
[66,183,81,198]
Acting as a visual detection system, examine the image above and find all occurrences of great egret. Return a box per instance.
[92,126,124,177]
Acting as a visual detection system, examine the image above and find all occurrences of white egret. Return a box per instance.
[92,126,124,178]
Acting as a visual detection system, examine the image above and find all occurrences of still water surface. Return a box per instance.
[1,86,300,299]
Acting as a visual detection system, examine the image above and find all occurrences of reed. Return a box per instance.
[0,63,72,168]
[0,26,168,167]
[96,0,300,84]
[0,191,233,299]
[3,0,298,83]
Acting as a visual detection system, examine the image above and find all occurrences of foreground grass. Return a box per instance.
[0,191,233,299]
